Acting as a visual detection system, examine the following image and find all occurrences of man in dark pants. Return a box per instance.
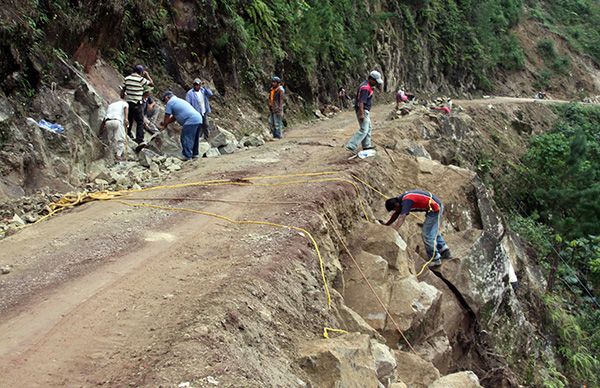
[268,76,285,139]
[123,65,154,150]
[380,190,453,268]
[185,78,213,140]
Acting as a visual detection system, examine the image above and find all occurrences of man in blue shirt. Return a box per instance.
[159,91,203,160]
[185,78,213,139]
[345,70,383,153]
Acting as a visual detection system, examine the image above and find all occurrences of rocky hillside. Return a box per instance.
[1,99,592,387]
[0,2,599,385]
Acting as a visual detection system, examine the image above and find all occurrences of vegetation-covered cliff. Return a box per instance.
[1,0,599,106]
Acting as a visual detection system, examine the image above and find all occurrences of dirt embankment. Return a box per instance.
[0,100,561,387]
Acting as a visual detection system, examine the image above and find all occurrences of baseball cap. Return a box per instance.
[272,76,281,83]
[134,65,145,74]
[193,78,202,85]
[161,90,174,101]
[369,70,383,85]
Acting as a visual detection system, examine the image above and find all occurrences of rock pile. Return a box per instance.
[0,192,62,236]
[0,152,186,238]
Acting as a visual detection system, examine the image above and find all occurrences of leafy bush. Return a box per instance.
[503,104,600,385]
[509,214,554,259]
[544,295,600,386]
[537,39,558,60]
[514,104,600,238]
[531,0,600,65]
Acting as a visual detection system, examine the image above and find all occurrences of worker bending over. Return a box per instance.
[380,190,453,268]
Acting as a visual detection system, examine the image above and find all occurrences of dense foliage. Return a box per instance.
[506,104,600,386]
[1,0,530,101]
[515,104,600,239]
[528,0,600,64]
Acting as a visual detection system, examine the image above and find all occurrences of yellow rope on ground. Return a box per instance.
[323,327,349,339]
[116,199,334,308]
[350,173,388,199]
[15,169,408,339]
[27,172,372,227]
[131,170,341,193]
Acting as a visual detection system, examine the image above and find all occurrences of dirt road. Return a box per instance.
[0,105,371,386]
[0,98,570,386]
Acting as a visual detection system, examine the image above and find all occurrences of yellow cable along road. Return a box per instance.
[115,199,334,308]
[19,168,437,340]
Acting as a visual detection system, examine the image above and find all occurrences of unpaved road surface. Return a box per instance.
[0,105,368,387]
[0,98,570,386]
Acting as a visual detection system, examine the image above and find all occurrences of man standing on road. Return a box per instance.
[123,65,154,150]
[185,78,214,140]
[268,76,285,139]
[380,190,453,268]
[345,70,383,154]
[160,91,203,161]
[101,89,129,161]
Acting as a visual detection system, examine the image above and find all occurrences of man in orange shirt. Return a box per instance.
[268,76,285,139]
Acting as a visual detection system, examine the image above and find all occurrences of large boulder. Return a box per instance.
[239,134,265,147]
[197,141,211,157]
[344,250,391,330]
[415,335,452,374]
[298,333,380,388]
[209,126,237,148]
[371,340,397,386]
[433,178,514,317]
[351,222,413,277]
[428,371,482,388]
[383,276,441,344]
[331,292,383,341]
[394,350,440,388]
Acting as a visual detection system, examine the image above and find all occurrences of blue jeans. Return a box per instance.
[346,110,372,151]
[181,123,201,159]
[422,209,449,260]
[269,112,283,138]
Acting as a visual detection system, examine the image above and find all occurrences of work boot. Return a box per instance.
[134,142,147,153]
[440,248,453,260]
[429,258,442,268]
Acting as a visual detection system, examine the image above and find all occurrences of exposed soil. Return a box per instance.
[0,99,574,386]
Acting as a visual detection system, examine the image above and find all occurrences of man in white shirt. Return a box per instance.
[102,90,129,161]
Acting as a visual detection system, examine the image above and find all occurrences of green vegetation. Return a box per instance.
[515,104,600,238]
[527,0,600,65]
[536,38,571,78]
[503,104,600,386]
[545,295,600,386]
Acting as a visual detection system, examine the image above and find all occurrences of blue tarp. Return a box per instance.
[37,119,65,134]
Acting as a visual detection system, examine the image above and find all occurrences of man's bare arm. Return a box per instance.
[159,115,176,128]
[381,211,407,229]
[357,101,365,121]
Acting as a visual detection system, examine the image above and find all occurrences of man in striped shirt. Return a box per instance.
[123,65,154,148]
[381,190,453,268]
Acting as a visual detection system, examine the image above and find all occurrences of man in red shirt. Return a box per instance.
[380,190,453,267]
[345,70,383,153]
